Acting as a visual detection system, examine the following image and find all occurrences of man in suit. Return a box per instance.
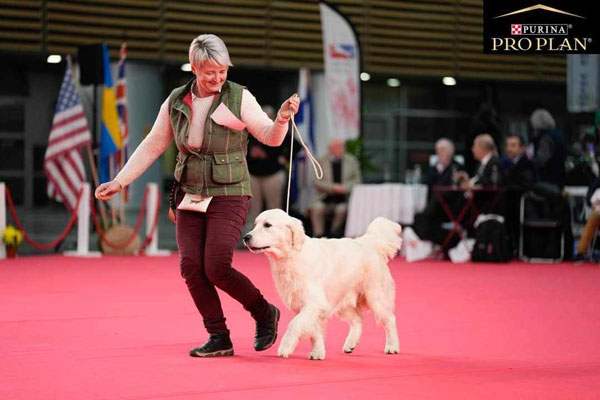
[463,133,504,188]
[504,134,537,190]
[308,138,361,237]
[503,134,537,251]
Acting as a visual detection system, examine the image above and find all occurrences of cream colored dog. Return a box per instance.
[243,209,402,360]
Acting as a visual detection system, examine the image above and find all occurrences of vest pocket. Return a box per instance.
[212,150,245,184]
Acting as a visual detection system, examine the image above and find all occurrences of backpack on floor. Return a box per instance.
[471,214,511,262]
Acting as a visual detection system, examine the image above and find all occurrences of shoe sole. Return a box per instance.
[189,348,234,358]
[256,307,280,352]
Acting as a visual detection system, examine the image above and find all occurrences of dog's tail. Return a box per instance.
[363,217,403,261]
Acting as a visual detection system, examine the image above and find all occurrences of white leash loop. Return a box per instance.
[285,114,323,214]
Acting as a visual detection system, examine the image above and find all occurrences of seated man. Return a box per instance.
[424,138,465,193]
[411,135,504,258]
[458,133,505,224]
[503,134,537,250]
[458,133,504,189]
[412,138,466,253]
[308,138,361,237]
[503,134,537,189]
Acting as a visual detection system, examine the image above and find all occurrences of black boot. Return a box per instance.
[254,304,280,351]
[189,333,234,357]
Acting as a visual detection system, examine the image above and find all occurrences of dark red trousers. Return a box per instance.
[175,193,269,335]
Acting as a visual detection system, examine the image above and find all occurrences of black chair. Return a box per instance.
[519,191,565,263]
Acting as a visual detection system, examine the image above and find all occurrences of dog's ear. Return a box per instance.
[286,217,306,250]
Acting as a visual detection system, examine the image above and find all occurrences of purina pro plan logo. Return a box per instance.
[484,2,597,54]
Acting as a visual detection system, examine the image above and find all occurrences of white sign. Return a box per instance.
[319,2,361,140]
[567,55,599,112]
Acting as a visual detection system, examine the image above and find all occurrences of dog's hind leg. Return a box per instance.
[380,312,400,354]
[370,303,400,354]
[338,307,363,354]
[365,273,400,354]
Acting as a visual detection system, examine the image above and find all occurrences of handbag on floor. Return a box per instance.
[471,214,511,262]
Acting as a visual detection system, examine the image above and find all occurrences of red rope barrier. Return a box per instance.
[139,193,162,252]
[89,187,150,251]
[4,187,82,250]
[4,184,163,254]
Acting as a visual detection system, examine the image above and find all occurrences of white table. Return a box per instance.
[345,183,428,237]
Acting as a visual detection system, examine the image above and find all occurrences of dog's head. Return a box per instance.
[243,209,306,258]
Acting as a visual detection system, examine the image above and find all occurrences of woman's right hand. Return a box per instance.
[95,180,122,201]
[277,93,300,121]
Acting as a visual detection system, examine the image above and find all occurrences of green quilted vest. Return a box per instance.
[168,79,252,197]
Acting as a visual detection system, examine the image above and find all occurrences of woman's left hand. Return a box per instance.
[278,94,300,121]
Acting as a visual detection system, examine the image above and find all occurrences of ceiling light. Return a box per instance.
[360,72,371,81]
[443,76,457,86]
[181,63,192,72]
[386,78,401,87]
[47,55,62,64]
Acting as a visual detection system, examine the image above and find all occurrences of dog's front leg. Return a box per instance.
[308,317,326,360]
[278,307,321,358]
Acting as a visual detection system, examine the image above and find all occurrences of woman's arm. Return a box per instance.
[240,90,298,147]
[114,100,174,187]
[96,99,173,200]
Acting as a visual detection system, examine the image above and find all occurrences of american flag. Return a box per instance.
[115,43,129,201]
[43,57,91,212]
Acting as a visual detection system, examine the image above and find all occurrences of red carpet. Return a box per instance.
[1,253,599,399]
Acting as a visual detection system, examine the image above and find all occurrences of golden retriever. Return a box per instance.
[243,209,402,360]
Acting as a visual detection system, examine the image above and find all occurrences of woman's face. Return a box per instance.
[192,62,228,97]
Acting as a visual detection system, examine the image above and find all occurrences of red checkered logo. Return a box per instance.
[511,24,522,35]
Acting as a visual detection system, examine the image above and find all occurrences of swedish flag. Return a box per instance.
[99,42,122,183]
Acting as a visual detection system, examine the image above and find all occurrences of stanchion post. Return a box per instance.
[64,183,101,257]
[0,182,6,259]
[144,182,170,256]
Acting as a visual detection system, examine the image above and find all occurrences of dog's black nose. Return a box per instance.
[243,234,252,242]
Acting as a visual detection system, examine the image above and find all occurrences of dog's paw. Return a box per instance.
[384,344,399,354]
[308,351,325,360]
[277,344,293,358]
[343,346,355,354]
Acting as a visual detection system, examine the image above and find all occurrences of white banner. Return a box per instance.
[319,2,361,141]
[567,55,600,113]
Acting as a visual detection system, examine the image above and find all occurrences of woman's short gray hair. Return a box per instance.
[189,34,233,68]
[530,109,556,131]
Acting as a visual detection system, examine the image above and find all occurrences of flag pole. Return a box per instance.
[119,146,126,224]
[109,153,117,225]
[85,144,108,227]
[117,42,128,225]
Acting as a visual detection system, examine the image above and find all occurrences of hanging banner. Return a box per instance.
[567,55,600,113]
[319,1,361,140]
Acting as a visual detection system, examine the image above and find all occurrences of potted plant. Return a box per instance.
[2,225,23,258]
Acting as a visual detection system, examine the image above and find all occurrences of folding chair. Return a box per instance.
[519,191,564,263]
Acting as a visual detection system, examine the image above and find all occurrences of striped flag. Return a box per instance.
[43,56,92,212]
[115,43,129,201]
[294,68,316,214]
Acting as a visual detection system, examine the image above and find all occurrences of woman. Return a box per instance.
[95,34,299,357]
